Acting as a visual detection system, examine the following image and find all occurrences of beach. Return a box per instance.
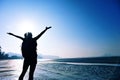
[0,59,120,80]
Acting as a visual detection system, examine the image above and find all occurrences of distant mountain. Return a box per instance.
[6,52,22,59]
[6,52,22,57]
[6,52,59,59]
[38,54,60,59]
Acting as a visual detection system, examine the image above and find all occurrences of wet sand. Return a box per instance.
[0,59,120,80]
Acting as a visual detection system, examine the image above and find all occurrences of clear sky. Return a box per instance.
[0,0,120,58]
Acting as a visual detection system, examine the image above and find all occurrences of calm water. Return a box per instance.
[0,59,120,80]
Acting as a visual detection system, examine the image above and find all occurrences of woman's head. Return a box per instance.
[24,32,32,39]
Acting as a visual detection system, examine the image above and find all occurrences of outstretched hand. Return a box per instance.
[7,32,14,35]
[46,26,52,30]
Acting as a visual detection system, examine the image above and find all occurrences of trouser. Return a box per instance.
[19,58,37,80]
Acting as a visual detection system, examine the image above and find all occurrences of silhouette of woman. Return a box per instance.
[7,27,51,80]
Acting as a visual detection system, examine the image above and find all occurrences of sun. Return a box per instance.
[16,18,37,34]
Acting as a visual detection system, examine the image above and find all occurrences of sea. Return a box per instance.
[0,59,120,80]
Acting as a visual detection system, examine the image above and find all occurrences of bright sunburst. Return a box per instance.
[16,18,37,34]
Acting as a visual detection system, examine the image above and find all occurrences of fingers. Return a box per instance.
[7,32,10,34]
[48,26,52,28]
[7,32,13,35]
[46,26,52,29]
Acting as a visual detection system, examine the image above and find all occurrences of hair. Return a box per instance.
[24,32,32,39]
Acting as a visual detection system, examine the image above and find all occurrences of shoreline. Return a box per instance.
[53,56,120,64]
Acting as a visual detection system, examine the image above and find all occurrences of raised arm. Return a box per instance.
[34,26,52,40]
[7,32,24,40]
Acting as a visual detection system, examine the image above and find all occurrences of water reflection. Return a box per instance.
[0,59,23,80]
[0,59,53,80]
[0,59,119,80]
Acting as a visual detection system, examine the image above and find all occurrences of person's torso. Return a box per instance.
[21,38,37,58]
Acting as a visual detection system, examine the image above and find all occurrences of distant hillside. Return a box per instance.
[0,46,59,59]
[6,52,22,57]
[54,56,120,64]
[38,54,59,59]
[6,52,59,59]
[0,46,22,59]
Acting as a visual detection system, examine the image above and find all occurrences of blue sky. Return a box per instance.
[0,0,120,58]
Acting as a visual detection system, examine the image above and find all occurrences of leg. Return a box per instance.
[19,59,29,80]
[28,60,37,80]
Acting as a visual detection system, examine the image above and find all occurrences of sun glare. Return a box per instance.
[16,19,37,34]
